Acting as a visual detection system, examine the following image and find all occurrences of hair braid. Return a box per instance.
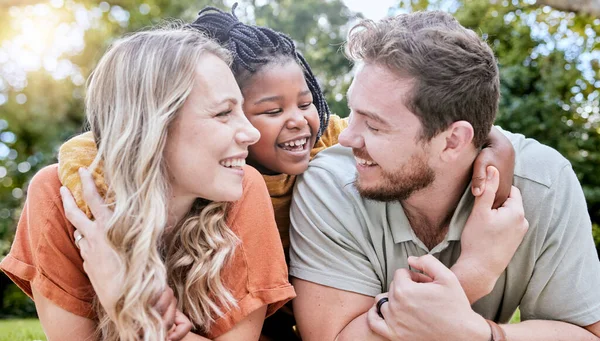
[189,4,330,140]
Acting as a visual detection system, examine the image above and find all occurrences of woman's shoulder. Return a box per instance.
[240,165,265,190]
[227,165,272,228]
[28,164,62,201]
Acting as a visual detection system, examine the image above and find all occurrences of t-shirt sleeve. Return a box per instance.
[0,165,95,318]
[519,164,600,326]
[310,115,349,158]
[208,166,296,338]
[288,164,383,297]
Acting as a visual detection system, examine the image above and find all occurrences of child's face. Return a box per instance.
[241,61,320,175]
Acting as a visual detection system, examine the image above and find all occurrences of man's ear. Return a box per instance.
[440,121,475,162]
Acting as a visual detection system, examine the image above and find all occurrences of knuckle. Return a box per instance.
[422,254,435,262]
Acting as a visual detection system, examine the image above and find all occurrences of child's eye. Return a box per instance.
[299,102,313,109]
[263,109,282,115]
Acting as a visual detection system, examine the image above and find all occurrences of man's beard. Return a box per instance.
[354,152,435,202]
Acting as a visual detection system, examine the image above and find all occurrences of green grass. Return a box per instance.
[0,319,46,341]
[510,308,521,324]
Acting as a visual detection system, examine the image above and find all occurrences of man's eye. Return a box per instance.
[366,122,379,132]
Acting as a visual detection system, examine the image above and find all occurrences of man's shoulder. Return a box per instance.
[304,143,356,186]
[502,129,571,189]
[294,144,368,215]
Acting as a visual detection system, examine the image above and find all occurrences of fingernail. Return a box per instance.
[473,187,482,196]
[487,167,493,180]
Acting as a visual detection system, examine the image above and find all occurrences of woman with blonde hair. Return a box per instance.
[0,26,295,340]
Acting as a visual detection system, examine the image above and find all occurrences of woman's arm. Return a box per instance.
[32,287,97,341]
[182,306,268,341]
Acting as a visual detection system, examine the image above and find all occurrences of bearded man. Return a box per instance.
[289,11,600,341]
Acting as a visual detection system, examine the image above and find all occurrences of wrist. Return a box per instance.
[451,258,496,303]
[465,313,492,341]
[485,320,507,341]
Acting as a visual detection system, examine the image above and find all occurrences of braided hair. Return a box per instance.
[189,4,330,141]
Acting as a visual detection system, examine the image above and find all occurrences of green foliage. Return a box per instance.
[0,0,598,318]
[0,0,357,317]
[251,0,358,117]
[2,284,36,318]
[0,318,46,341]
[510,308,521,324]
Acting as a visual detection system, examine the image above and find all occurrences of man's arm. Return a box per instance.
[292,278,385,341]
[499,321,600,340]
[365,256,600,341]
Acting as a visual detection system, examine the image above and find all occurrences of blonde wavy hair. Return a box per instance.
[85,25,238,340]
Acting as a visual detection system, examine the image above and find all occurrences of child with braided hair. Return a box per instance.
[54,5,524,340]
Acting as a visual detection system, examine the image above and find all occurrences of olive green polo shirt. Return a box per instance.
[289,130,600,326]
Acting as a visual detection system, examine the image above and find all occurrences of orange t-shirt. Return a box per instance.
[0,164,295,338]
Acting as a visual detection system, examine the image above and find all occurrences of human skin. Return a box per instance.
[242,61,320,176]
[38,53,266,341]
[292,62,600,341]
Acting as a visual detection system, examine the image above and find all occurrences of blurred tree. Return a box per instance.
[0,0,357,317]
[0,0,229,317]
[249,0,358,117]
[537,0,600,17]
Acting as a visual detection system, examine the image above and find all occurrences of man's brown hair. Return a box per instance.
[345,11,499,148]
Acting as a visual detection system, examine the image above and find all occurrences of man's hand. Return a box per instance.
[455,166,529,302]
[367,255,489,341]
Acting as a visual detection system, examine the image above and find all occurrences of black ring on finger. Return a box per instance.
[376,297,389,319]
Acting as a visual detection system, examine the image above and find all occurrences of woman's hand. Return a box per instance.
[167,310,193,341]
[454,166,529,302]
[61,167,180,335]
[60,167,124,320]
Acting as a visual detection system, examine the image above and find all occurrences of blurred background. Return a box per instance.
[0,0,599,333]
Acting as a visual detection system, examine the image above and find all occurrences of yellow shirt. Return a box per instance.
[57,115,349,254]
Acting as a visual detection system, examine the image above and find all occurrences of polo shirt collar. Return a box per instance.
[389,183,475,245]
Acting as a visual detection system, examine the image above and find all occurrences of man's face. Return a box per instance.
[338,63,435,201]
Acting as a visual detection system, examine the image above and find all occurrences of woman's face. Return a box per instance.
[241,60,321,175]
[164,53,260,203]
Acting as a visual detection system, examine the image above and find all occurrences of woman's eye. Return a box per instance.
[216,110,232,117]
